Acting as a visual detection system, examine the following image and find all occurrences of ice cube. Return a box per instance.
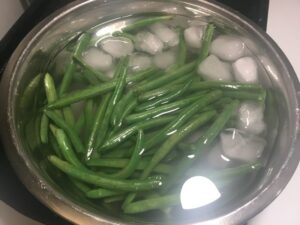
[100,37,134,58]
[210,35,245,61]
[149,23,179,47]
[153,50,176,69]
[106,68,116,79]
[206,141,232,169]
[135,31,164,55]
[184,26,205,48]
[197,55,232,81]
[82,47,113,72]
[221,128,266,163]
[129,54,152,72]
[237,101,266,135]
[233,57,258,83]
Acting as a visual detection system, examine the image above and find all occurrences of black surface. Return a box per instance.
[0,0,269,224]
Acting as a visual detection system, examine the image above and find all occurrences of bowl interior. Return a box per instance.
[2,0,300,224]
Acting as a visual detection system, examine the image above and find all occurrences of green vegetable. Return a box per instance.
[47,68,159,109]
[86,188,122,199]
[135,80,192,112]
[178,29,187,66]
[141,110,217,179]
[86,94,111,160]
[197,23,215,64]
[122,15,173,33]
[48,155,164,192]
[108,130,144,179]
[100,115,175,151]
[44,110,85,153]
[87,158,172,174]
[125,92,206,124]
[164,100,240,191]
[49,125,86,170]
[133,61,196,93]
[20,74,41,110]
[144,90,222,149]
[123,194,179,214]
[59,33,91,95]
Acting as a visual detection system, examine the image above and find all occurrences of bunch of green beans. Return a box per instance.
[21,16,266,216]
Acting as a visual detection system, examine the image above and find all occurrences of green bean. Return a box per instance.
[49,132,63,158]
[59,33,91,95]
[20,74,41,110]
[103,195,125,203]
[111,91,134,127]
[223,90,266,102]
[82,68,100,85]
[108,130,144,179]
[102,147,133,159]
[144,90,223,149]
[86,188,122,199]
[62,108,75,127]
[123,194,179,214]
[49,125,86,170]
[44,73,58,102]
[135,80,192,112]
[141,110,217,179]
[44,110,85,153]
[197,23,215,64]
[122,15,173,33]
[125,92,206,124]
[74,112,85,134]
[47,68,159,109]
[86,94,111,160]
[84,99,95,141]
[112,31,135,42]
[40,114,49,143]
[111,57,129,106]
[69,178,91,193]
[48,155,164,192]
[133,61,196,93]
[117,98,138,127]
[190,81,263,91]
[73,55,110,82]
[187,161,262,179]
[87,158,172,174]
[163,100,240,191]
[138,86,180,101]
[74,32,92,57]
[41,73,59,143]
[178,29,187,66]
[95,58,129,148]
[167,71,194,86]
[100,115,175,151]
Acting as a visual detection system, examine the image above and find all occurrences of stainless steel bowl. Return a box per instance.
[1,0,300,224]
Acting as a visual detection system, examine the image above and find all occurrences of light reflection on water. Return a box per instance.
[180,176,221,210]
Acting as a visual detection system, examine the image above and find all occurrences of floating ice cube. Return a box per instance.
[237,101,266,135]
[106,68,116,79]
[184,26,205,48]
[129,54,152,72]
[240,37,260,55]
[100,37,134,58]
[233,57,258,83]
[135,31,164,55]
[221,128,266,163]
[153,50,176,69]
[197,55,232,81]
[149,23,179,47]
[206,141,232,169]
[210,35,245,61]
[82,47,113,72]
